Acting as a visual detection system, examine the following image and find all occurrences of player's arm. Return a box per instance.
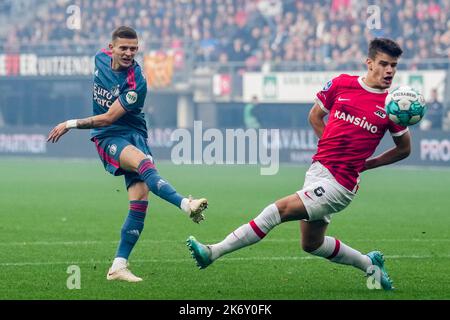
[363,131,411,171]
[47,99,126,143]
[308,102,328,139]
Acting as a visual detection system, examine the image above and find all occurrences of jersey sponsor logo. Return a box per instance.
[322,80,333,91]
[374,110,387,119]
[93,83,114,108]
[126,91,138,104]
[334,110,379,134]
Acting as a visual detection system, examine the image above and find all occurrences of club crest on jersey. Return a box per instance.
[322,80,333,91]
[110,85,120,97]
[109,144,117,155]
[126,91,138,104]
[374,110,386,119]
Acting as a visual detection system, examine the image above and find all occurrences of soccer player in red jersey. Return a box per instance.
[187,38,410,290]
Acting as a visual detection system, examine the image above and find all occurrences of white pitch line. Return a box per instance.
[1,254,449,267]
[0,239,177,246]
[0,238,449,246]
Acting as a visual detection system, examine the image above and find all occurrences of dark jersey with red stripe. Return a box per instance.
[91,49,148,139]
[313,74,408,192]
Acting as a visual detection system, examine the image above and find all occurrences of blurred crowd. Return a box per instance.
[1,0,450,69]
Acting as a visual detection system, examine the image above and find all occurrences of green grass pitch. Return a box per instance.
[0,158,449,300]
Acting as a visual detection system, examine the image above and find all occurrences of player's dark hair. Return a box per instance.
[368,38,403,59]
[112,26,138,41]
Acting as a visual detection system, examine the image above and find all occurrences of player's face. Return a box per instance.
[109,37,138,69]
[366,52,398,89]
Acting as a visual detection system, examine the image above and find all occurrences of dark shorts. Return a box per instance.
[91,132,154,189]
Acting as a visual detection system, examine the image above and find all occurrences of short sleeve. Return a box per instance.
[388,121,409,137]
[118,68,147,113]
[315,76,340,113]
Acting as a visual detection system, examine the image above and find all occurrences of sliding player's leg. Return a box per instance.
[187,193,308,269]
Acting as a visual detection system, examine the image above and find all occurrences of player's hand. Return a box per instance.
[47,122,69,143]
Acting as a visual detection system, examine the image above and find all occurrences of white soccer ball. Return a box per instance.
[385,86,427,126]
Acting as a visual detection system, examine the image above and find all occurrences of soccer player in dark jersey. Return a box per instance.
[48,26,208,282]
[187,38,410,290]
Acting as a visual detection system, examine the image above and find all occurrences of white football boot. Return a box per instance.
[106,264,143,282]
[187,196,208,223]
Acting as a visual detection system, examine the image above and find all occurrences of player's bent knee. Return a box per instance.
[120,145,147,172]
[128,182,149,201]
[276,194,309,222]
[301,240,322,253]
[130,195,148,201]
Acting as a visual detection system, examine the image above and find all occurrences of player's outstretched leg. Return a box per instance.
[185,196,208,223]
[137,158,207,223]
[107,200,147,282]
[186,236,213,269]
[366,251,394,290]
[186,204,281,269]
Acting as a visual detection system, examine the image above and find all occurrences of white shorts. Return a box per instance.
[297,161,355,224]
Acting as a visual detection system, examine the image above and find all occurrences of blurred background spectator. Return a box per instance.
[0,0,448,134]
[442,109,450,131]
[1,0,449,70]
[244,95,261,129]
[421,88,445,130]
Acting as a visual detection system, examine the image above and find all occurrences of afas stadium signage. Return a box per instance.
[243,70,446,103]
[0,54,93,77]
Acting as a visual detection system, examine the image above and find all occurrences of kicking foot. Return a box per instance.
[366,251,394,290]
[186,236,213,269]
[188,196,208,223]
[106,264,143,282]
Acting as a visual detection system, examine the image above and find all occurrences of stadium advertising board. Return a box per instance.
[243,70,446,103]
[420,138,450,162]
[1,127,448,167]
[0,127,95,157]
[213,74,232,97]
[0,133,47,154]
[0,54,93,76]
